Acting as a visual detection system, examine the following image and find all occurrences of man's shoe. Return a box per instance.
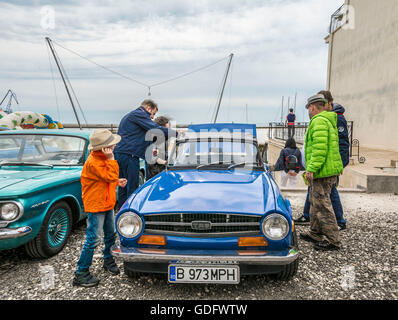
[294,215,310,225]
[313,240,340,251]
[73,271,100,287]
[338,225,347,231]
[299,232,319,244]
[103,258,120,275]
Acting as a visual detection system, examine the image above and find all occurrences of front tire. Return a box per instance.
[25,201,72,258]
[271,230,299,280]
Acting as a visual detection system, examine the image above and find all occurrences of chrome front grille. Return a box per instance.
[144,213,262,237]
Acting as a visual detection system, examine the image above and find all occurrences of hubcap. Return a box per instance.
[47,208,69,248]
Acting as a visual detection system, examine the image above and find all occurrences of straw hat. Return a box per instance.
[88,129,121,151]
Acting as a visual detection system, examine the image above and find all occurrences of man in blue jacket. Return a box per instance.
[114,99,177,207]
[294,91,349,230]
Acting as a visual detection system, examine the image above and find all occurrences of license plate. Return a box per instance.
[168,264,240,284]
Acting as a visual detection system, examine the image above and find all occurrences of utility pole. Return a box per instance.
[294,92,297,113]
[281,96,284,123]
[213,53,233,123]
[45,37,82,130]
[245,104,248,123]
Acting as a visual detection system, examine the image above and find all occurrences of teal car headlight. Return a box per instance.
[0,202,22,221]
[117,212,143,238]
[262,214,289,240]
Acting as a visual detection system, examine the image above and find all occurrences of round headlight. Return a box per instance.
[117,212,143,238]
[0,203,20,221]
[262,214,289,240]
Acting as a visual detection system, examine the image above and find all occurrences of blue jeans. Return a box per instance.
[303,186,346,228]
[115,153,140,208]
[76,210,116,274]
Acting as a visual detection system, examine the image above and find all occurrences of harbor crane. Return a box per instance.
[0,89,19,114]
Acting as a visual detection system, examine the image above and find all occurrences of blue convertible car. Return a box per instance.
[112,124,299,283]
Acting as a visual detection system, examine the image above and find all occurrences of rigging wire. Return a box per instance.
[51,39,149,89]
[51,43,88,125]
[51,39,230,95]
[149,56,229,88]
[46,40,61,121]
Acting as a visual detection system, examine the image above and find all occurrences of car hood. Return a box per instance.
[128,169,276,215]
[0,167,81,197]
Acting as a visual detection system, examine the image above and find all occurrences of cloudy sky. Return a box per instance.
[0,0,343,125]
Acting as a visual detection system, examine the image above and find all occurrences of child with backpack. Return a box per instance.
[274,138,304,187]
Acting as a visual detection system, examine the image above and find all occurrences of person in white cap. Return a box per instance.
[73,129,127,287]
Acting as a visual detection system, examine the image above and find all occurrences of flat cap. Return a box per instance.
[305,94,328,109]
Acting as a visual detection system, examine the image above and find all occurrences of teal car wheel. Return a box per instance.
[25,201,73,258]
[47,208,70,248]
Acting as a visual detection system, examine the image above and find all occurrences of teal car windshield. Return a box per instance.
[169,139,259,167]
[0,134,86,166]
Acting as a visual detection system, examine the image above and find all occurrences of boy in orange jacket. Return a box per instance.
[73,129,127,287]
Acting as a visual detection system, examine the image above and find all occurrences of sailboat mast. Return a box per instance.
[213,53,234,123]
[45,37,82,130]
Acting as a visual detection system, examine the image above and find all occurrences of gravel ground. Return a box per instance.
[0,192,397,300]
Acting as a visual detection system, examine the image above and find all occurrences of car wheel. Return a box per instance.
[271,230,299,281]
[25,201,72,258]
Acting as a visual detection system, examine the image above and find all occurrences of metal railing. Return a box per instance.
[268,122,309,145]
[268,121,359,157]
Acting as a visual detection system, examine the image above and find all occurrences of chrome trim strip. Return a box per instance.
[144,230,261,238]
[112,245,299,265]
[0,226,32,239]
[145,213,261,218]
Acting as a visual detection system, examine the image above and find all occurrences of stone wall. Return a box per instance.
[326,0,398,152]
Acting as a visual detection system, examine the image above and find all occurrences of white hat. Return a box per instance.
[88,129,121,151]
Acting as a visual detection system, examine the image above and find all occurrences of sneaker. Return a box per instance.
[294,215,310,224]
[73,271,100,287]
[103,258,120,275]
[338,225,347,231]
[299,232,320,244]
[313,240,340,251]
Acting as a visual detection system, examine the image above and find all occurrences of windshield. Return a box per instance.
[168,139,260,168]
[0,134,87,166]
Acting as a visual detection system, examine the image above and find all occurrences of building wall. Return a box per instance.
[326,0,398,152]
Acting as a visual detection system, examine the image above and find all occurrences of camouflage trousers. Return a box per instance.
[308,176,341,248]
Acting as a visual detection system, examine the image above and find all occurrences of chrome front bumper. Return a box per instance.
[0,226,32,240]
[111,245,299,265]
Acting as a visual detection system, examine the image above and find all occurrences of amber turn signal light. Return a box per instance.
[138,235,167,246]
[238,236,268,247]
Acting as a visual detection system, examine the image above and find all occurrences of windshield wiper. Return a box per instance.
[195,161,228,169]
[227,162,259,170]
[0,162,54,168]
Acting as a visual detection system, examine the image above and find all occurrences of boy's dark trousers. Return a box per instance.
[115,152,140,208]
[288,125,295,138]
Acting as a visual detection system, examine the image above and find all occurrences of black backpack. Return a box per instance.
[285,154,299,171]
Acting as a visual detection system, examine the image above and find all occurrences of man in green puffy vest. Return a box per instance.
[300,94,343,251]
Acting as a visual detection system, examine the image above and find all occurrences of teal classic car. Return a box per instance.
[0,129,146,258]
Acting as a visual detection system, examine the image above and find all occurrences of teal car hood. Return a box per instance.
[0,168,82,197]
